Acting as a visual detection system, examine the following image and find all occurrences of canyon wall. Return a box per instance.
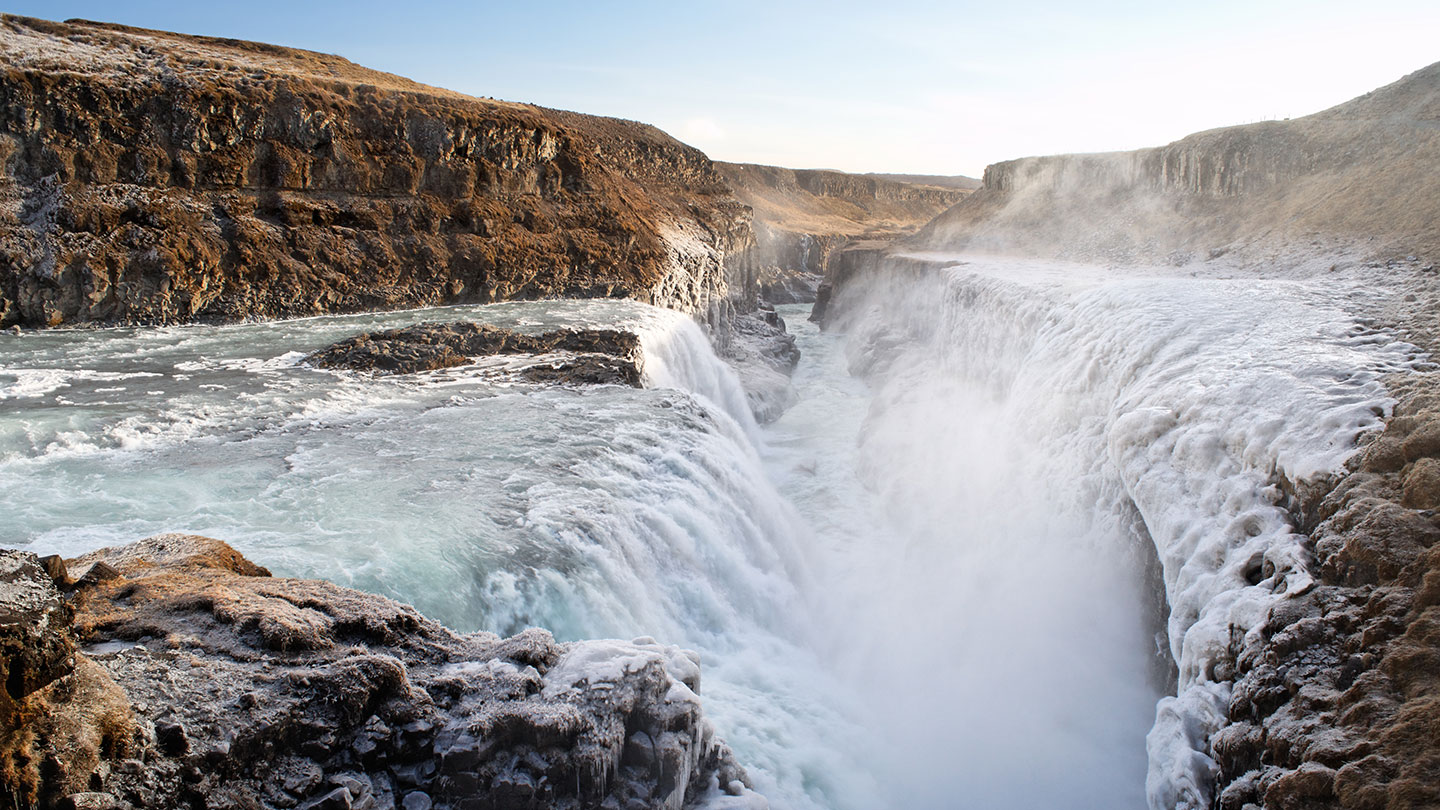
[715,162,970,303]
[918,61,1440,265]
[0,16,757,328]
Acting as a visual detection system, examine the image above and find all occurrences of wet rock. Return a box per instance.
[720,306,800,423]
[1401,457,1440,509]
[57,793,120,810]
[75,562,121,588]
[38,554,69,586]
[306,321,643,385]
[153,721,188,756]
[1263,762,1336,809]
[1214,399,1440,810]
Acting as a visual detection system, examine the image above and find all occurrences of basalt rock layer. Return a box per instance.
[0,536,756,810]
[0,16,757,328]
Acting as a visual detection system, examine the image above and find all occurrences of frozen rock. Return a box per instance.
[1,534,754,809]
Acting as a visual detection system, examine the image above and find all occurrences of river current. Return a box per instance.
[0,256,1426,809]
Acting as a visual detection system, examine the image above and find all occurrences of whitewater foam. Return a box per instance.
[823,254,1422,809]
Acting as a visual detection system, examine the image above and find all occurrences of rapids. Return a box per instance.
[0,256,1427,809]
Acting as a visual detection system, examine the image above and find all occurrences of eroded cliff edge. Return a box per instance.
[0,535,759,810]
[0,16,757,328]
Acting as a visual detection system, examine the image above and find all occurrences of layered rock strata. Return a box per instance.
[0,536,755,810]
[0,16,756,329]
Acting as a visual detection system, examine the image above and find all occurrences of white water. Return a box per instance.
[817,254,1425,808]
[0,257,1425,809]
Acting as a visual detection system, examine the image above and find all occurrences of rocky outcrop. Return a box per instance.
[1212,385,1440,810]
[0,535,757,810]
[0,551,76,733]
[0,16,757,328]
[715,163,969,304]
[721,304,801,423]
[306,322,643,385]
[917,61,1440,265]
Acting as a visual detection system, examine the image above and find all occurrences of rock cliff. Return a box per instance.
[0,16,757,328]
[714,163,969,303]
[917,60,1440,265]
[0,536,758,810]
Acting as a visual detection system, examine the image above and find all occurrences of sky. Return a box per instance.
[4,1,1438,177]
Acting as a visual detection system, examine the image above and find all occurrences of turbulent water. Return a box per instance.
[0,257,1426,809]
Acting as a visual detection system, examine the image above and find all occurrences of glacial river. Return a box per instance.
[0,256,1425,809]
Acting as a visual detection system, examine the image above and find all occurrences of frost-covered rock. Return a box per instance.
[0,534,760,810]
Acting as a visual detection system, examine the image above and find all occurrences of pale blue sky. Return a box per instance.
[5,1,1438,176]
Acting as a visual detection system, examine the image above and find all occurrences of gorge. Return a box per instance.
[3,13,1440,810]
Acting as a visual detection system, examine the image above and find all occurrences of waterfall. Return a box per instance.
[0,264,1424,809]
[818,254,1422,808]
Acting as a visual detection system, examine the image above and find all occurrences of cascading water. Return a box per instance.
[814,254,1426,808]
[0,256,1426,809]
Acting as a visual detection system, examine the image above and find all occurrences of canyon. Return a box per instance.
[2,11,1440,810]
[816,59,1440,810]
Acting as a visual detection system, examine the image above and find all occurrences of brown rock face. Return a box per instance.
[0,550,75,714]
[0,16,757,328]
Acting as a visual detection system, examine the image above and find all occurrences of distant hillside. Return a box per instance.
[917,61,1440,263]
[715,162,970,301]
[863,173,981,192]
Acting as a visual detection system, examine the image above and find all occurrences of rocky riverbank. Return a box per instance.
[0,535,759,810]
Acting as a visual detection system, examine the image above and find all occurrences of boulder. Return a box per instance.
[0,550,76,708]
